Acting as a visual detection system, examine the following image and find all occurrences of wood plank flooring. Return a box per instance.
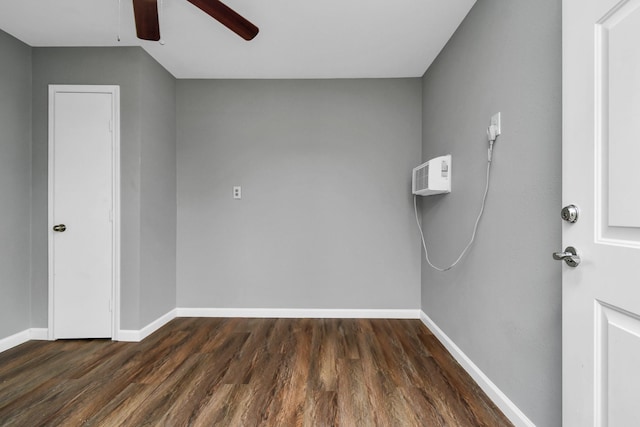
[0,318,512,426]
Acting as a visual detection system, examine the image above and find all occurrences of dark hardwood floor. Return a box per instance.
[0,318,512,426]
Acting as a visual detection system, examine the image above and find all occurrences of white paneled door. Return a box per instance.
[563,0,640,425]
[48,86,120,339]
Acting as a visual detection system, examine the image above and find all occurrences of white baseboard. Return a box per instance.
[419,311,535,427]
[116,329,141,342]
[0,329,31,353]
[176,307,420,319]
[29,328,49,340]
[117,308,177,342]
[116,307,418,341]
[2,308,418,351]
[0,328,50,353]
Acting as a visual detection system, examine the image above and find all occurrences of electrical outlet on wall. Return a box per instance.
[233,186,241,199]
[490,112,501,136]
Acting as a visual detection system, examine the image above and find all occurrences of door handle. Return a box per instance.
[553,246,580,267]
[53,224,66,232]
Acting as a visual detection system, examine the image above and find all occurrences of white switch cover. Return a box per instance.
[233,186,241,199]
[490,112,502,136]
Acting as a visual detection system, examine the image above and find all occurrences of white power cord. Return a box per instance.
[159,0,166,45]
[117,0,122,42]
[414,130,497,272]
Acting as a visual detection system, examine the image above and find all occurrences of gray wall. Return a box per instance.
[3,17,561,424]
[419,1,562,425]
[177,79,421,310]
[0,30,32,340]
[139,52,177,326]
[31,47,176,330]
[32,47,142,329]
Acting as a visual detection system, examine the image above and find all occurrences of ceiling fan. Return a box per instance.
[132,0,259,41]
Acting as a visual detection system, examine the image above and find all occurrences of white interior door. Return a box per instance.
[49,85,120,339]
[563,0,640,425]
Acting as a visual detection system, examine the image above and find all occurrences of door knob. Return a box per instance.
[53,224,66,232]
[553,246,580,267]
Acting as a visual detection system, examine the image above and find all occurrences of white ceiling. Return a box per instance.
[0,0,476,79]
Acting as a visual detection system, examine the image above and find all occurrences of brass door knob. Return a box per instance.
[53,224,66,232]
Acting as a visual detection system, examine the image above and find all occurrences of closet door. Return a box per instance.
[49,85,120,339]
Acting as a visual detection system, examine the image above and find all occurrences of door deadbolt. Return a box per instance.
[561,204,579,223]
[53,224,66,232]
[553,246,580,267]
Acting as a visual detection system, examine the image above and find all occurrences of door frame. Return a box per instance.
[47,85,121,340]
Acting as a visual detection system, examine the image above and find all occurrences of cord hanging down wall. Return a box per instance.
[413,113,501,272]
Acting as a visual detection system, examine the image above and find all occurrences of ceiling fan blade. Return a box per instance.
[132,0,161,41]
[186,0,259,41]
